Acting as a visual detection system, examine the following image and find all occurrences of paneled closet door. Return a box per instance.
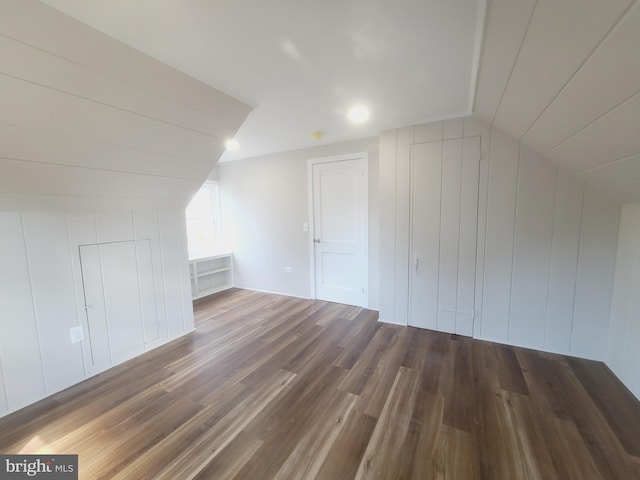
[79,240,156,369]
[409,136,480,336]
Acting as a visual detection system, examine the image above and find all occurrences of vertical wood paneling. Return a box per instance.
[0,208,194,419]
[409,142,443,330]
[607,205,639,394]
[414,121,443,144]
[572,187,620,360]
[464,117,492,339]
[457,137,481,336]
[481,128,519,341]
[545,171,584,353]
[95,211,135,243]
[134,239,160,344]
[394,127,414,326]
[22,212,84,393]
[444,118,464,140]
[133,210,168,345]
[509,148,556,349]
[438,140,463,333]
[0,213,46,410]
[78,245,112,369]
[378,130,397,324]
[158,210,186,339]
[175,210,195,332]
[98,242,146,364]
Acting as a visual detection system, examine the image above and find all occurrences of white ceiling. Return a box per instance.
[40,0,482,162]
[475,0,640,204]
[39,0,640,204]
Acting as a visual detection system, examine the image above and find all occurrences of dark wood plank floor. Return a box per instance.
[1,288,639,479]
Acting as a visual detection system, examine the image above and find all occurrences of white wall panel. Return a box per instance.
[96,211,134,243]
[458,137,481,336]
[464,118,491,339]
[134,239,160,345]
[480,128,519,341]
[608,205,640,398]
[0,208,194,419]
[158,210,186,339]
[545,171,583,354]
[133,210,168,345]
[509,148,556,349]
[379,130,398,324]
[409,142,442,331]
[176,210,195,332]
[438,140,463,333]
[393,128,414,326]
[572,187,620,360]
[78,244,111,371]
[381,116,620,363]
[414,121,443,144]
[0,213,46,410]
[22,212,84,393]
[98,242,146,364]
[443,118,464,140]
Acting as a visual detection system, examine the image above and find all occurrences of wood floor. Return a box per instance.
[1,289,639,479]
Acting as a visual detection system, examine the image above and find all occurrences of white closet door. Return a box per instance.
[80,240,155,366]
[410,137,480,336]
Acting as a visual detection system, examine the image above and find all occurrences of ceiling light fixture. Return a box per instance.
[347,104,370,124]
[224,138,239,151]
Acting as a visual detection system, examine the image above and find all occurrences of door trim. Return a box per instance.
[307,152,369,307]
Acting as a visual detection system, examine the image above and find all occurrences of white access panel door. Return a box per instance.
[410,137,480,336]
[311,158,367,307]
[80,240,156,367]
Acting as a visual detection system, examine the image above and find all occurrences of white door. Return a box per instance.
[409,137,480,336]
[79,240,157,369]
[310,155,367,307]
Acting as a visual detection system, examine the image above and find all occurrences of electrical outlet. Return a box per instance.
[70,326,84,344]
[302,223,309,232]
[284,266,293,273]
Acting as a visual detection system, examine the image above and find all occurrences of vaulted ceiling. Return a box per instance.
[476,0,640,204]
[32,0,640,204]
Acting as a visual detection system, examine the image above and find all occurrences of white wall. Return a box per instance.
[608,205,640,399]
[0,208,193,418]
[380,116,620,360]
[0,2,246,418]
[217,138,380,309]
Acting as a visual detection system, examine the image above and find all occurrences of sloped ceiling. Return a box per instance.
[40,0,483,162]
[0,1,251,211]
[475,0,640,204]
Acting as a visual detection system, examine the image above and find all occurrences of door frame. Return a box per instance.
[307,152,369,307]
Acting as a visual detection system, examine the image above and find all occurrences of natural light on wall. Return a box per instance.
[185,181,222,259]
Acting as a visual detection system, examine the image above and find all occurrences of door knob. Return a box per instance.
[313,238,321,243]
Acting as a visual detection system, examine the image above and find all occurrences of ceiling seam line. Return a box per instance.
[521,0,639,141]
[545,88,640,156]
[490,0,539,125]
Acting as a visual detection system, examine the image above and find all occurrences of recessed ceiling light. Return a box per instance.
[225,138,239,151]
[347,104,370,124]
